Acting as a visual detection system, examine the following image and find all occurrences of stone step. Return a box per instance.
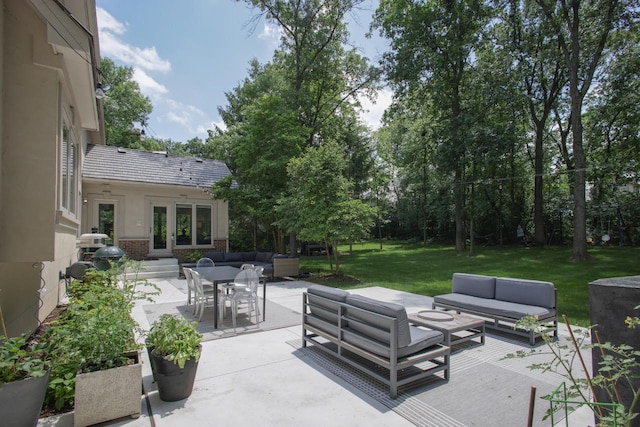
[135,258,179,279]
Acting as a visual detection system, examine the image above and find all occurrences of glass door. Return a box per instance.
[98,203,115,243]
[152,205,168,251]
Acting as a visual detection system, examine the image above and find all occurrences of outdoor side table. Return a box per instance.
[408,310,485,347]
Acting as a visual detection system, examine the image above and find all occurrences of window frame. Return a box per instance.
[174,203,214,247]
[59,102,79,219]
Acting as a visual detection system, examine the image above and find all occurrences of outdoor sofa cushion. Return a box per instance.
[433,293,556,320]
[343,294,443,358]
[495,277,556,309]
[305,284,350,336]
[452,273,496,299]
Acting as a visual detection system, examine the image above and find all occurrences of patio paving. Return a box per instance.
[39,277,596,427]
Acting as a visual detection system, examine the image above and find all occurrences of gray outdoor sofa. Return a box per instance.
[302,284,450,398]
[432,273,558,345]
[201,251,299,279]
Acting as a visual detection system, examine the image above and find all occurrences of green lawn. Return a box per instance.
[299,241,640,327]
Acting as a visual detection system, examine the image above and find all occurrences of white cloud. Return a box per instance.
[359,88,393,130]
[96,7,126,35]
[97,8,171,73]
[132,68,168,99]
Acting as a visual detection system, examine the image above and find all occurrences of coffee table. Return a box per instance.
[408,310,485,347]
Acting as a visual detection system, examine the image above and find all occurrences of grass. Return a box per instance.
[299,241,640,327]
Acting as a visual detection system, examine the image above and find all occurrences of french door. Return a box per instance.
[150,203,171,255]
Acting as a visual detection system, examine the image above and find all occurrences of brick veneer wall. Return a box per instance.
[118,239,228,261]
[118,239,149,260]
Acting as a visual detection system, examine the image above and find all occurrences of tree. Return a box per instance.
[500,0,567,246]
[373,0,491,253]
[100,58,153,148]
[278,142,374,274]
[242,0,379,146]
[534,0,627,260]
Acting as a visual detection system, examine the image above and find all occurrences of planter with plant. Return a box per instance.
[43,259,157,427]
[0,334,50,427]
[146,314,203,402]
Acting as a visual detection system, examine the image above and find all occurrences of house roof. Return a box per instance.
[83,144,232,189]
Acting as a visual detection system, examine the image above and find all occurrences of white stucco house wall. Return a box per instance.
[0,0,104,336]
[82,144,231,260]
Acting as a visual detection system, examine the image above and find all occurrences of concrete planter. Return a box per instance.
[73,352,142,427]
[0,369,50,427]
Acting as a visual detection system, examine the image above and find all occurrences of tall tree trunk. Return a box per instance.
[571,102,588,260]
[533,123,546,246]
[455,166,465,253]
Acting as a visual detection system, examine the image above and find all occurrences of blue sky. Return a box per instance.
[95,0,391,144]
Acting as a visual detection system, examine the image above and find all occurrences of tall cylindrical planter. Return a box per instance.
[0,369,50,427]
[589,276,640,427]
[151,349,200,402]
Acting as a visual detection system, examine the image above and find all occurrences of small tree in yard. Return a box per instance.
[279,142,374,274]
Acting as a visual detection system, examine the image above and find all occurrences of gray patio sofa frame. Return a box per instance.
[432,273,558,345]
[302,284,450,398]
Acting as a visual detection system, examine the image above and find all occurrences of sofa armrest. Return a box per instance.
[273,257,299,278]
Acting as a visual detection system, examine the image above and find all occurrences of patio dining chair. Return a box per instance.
[196,257,215,268]
[191,269,219,321]
[183,267,197,313]
[229,269,260,330]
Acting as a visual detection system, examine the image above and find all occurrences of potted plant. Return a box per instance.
[0,334,50,427]
[146,314,203,402]
[43,259,158,427]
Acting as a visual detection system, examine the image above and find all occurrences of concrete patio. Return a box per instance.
[39,277,595,427]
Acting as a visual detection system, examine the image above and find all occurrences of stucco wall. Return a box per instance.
[82,181,229,257]
[0,0,100,336]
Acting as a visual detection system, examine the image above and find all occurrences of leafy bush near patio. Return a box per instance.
[506,310,640,426]
[41,259,157,410]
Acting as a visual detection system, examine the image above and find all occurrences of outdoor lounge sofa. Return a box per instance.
[302,284,450,398]
[432,273,558,345]
[201,251,299,279]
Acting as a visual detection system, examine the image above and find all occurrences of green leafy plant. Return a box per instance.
[182,250,203,263]
[42,259,158,409]
[506,307,640,426]
[0,334,48,384]
[146,314,202,369]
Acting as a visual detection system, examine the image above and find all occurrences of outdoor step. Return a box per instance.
[135,259,179,279]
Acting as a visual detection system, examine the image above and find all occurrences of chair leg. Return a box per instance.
[231,300,237,331]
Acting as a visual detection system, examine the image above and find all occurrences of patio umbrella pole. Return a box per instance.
[527,386,536,427]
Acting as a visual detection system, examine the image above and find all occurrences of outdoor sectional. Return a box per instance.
[432,273,558,345]
[201,251,299,279]
[302,284,450,398]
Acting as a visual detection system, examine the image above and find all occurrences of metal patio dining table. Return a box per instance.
[194,266,267,329]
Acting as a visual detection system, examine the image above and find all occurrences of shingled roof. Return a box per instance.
[83,144,232,188]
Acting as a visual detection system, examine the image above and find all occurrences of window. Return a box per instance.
[175,204,213,246]
[61,111,78,216]
[176,204,192,246]
[196,205,212,245]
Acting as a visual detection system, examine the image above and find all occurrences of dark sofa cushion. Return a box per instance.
[344,294,411,348]
[224,252,243,262]
[242,251,257,261]
[203,252,225,263]
[256,252,274,262]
